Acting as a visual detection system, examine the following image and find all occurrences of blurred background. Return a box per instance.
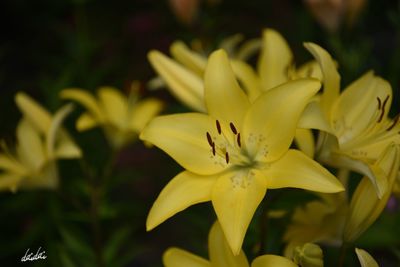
[1,0,400,266]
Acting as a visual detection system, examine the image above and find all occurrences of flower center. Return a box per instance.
[206,120,253,168]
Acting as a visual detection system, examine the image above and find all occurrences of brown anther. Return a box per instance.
[378,95,390,123]
[225,152,229,164]
[206,132,213,147]
[237,133,241,147]
[229,122,237,135]
[212,143,216,156]
[377,97,382,110]
[387,114,400,131]
[216,120,222,135]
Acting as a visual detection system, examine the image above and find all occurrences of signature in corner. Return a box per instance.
[21,247,47,262]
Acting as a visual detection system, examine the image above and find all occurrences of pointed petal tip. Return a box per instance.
[170,40,187,53]
[209,49,228,59]
[145,217,157,232]
[15,91,34,109]
[148,50,165,62]
[303,42,318,50]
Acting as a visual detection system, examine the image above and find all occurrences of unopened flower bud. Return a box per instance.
[293,243,324,267]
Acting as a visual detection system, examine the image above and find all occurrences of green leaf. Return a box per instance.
[104,227,132,264]
[59,226,94,259]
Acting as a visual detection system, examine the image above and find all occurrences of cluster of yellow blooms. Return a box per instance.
[0,28,399,266]
[144,29,399,266]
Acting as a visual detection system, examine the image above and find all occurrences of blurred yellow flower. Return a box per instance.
[60,84,163,149]
[285,143,399,253]
[344,143,400,242]
[355,248,379,267]
[284,192,347,257]
[141,50,343,255]
[303,43,400,198]
[163,221,299,267]
[0,92,81,192]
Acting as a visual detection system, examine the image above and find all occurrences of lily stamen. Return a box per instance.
[378,95,390,123]
[216,120,222,134]
[377,97,382,110]
[206,132,213,147]
[229,122,238,135]
[387,114,400,131]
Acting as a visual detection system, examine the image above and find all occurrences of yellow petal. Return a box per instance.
[332,73,391,143]
[343,143,400,242]
[296,60,323,80]
[208,221,250,267]
[251,255,298,267]
[346,131,400,161]
[0,155,27,176]
[0,173,22,192]
[147,171,218,231]
[46,103,81,159]
[129,98,163,132]
[304,42,340,118]
[16,119,46,171]
[163,247,211,267]
[257,29,293,90]
[294,128,315,158]
[235,38,262,61]
[20,162,59,190]
[76,113,98,131]
[264,149,344,192]
[15,92,52,133]
[60,88,104,121]
[243,79,321,162]
[97,87,128,129]
[204,49,250,128]
[212,169,266,255]
[298,100,333,134]
[218,34,244,56]
[326,152,388,198]
[355,248,379,267]
[54,140,82,159]
[231,60,262,102]
[140,113,227,175]
[170,41,207,76]
[148,50,206,112]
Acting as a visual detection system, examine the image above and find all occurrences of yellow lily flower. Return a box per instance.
[0,92,81,192]
[60,84,163,149]
[302,42,400,198]
[343,143,400,242]
[148,29,322,110]
[355,248,379,267]
[163,221,299,267]
[141,49,344,254]
[284,143,400,254]
[148,29,322,157]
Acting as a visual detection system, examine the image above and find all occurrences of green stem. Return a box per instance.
[90,183,104,267]
[258,191,284,255]
[258,200,269,255]
[338,242,348,267]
